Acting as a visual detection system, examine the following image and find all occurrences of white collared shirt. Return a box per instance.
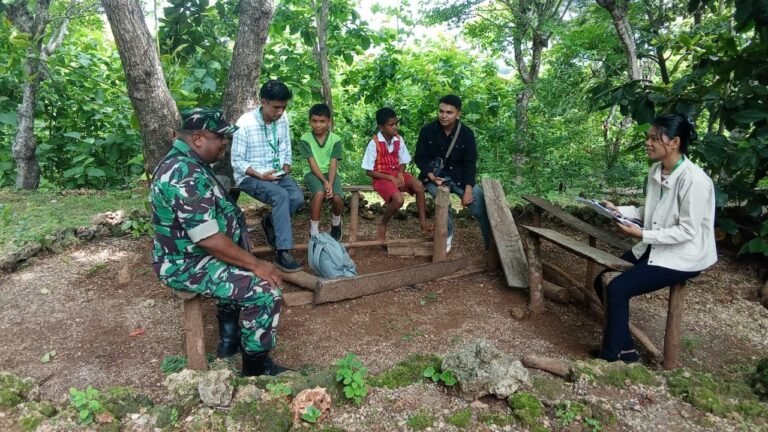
[360,131,412,170]
[618,158,717,272]
[231,108,293,186]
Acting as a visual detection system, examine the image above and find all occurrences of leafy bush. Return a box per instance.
[69,386,103,424]
[334,352,369,405]
[748,357,768,399]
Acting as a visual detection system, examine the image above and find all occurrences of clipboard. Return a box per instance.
[575,197,643,228]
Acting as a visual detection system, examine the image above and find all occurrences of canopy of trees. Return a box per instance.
[1,0,766,254]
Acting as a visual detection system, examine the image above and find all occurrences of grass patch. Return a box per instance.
[368,354,442,389]
[508,392,543,426]
[666,368,768,420]
[446,407,471,429]
[406,411,435,431]
[531,375,564,400]
[597,363,654,388]
[477,411,515,426]
[0,188,146,255]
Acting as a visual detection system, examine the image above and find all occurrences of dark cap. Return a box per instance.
[180,107,239,135]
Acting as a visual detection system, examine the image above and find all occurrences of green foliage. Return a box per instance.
[405,411,435,431]
[422,365,458,386]
[508,392,543,426]
[748,357,768,399]
[69,386,103,425]
[100,386,153,419]
[1,16,143,189]
[369,354,442,389]
[160,355,188,375]
[334,353,369,405]
[229,399,293,431]
[266,382,293,398]
[121,209,154,238]
[446,407,472,429]
[301,404,322,423]
[18,401,58,432]
[555,401,585,426]
[584,417,602,432]
[666,368,768,420]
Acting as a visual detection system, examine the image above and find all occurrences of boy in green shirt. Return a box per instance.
[299,103,344,240]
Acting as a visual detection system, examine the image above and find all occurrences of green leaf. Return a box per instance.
[717,218,739,234]
[0,112,18,127]
[343,52,353,66]
[739,238,768,256]
[86,168,106,177]
[423,366,436,377]
[732,109,768,124]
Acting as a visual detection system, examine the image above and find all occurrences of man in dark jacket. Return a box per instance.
[414,95,491,252]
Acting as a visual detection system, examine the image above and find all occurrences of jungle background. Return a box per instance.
[1,0,767,257]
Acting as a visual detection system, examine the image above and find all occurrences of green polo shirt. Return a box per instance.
[299,131,343,172]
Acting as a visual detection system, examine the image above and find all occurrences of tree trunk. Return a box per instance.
[13,50,43,189]
[515,86,532,165]
[102,0,179,176]
[312,0,333,112]
[596,0,641,81]
[597,0,641,173]
[216,0,274,186]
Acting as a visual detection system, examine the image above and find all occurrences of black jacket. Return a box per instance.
[414,120,477,189]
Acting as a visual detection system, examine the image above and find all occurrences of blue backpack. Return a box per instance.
[308,233,358,279]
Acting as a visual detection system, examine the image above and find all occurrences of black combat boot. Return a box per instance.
[240,348,291,377]
[215,304,241,358]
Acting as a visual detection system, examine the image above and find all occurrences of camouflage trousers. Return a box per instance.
[166,256,282,354]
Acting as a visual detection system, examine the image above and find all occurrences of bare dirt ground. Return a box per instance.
[1,207,767,430]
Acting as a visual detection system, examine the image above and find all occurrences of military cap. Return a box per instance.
[180,107,239,135]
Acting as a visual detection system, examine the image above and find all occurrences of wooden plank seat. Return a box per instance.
[523,223,688,369]
[482,179,529,288]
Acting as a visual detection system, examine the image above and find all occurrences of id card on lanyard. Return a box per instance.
[262,108,280,170]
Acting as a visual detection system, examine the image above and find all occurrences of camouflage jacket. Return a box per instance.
[150,139,247,289]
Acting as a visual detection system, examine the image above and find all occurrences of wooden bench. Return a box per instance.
[171,290,208,371]
[248,184,387,254]
[521,195,689,369]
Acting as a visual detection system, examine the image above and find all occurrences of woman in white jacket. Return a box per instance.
[595,113,717,362]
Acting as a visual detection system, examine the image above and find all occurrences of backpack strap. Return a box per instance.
[444,121,462,160]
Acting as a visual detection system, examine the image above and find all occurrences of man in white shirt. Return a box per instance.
[231,80,303,272]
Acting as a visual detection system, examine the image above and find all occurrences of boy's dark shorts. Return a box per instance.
[304,172,343,198]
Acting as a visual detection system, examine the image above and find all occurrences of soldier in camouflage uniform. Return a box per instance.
[150,107,287,376]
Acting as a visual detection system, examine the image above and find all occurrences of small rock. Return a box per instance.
[470,400,488,410]
[442,339,531,400]
[232,384,264,404]
[142,299,155,308]
[510,307,530,320]
[197,370,233,407]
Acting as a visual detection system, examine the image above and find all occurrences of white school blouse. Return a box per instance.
[617,158,717,272]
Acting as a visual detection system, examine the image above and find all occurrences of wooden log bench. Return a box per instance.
[521,195,690,369]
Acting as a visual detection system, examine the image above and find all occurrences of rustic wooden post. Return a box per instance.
[348,191,360,256]
[532,207,542,228]
[584,235,596,295]
[432,186,450,262]
[663,281,686,369]
[173,291,207,371]
[523,231,545,313]
[486,236,501,271]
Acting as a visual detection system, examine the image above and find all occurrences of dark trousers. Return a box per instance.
[593,248,699,360]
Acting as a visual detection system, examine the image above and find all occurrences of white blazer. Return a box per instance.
[617,158,717,272]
